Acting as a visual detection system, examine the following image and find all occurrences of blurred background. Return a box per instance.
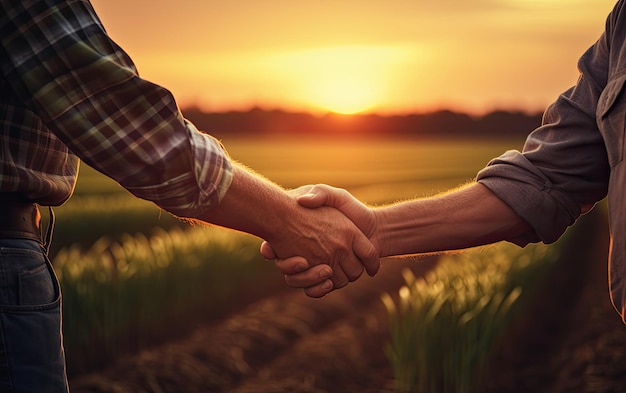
[91,0,614,116]
[62,1,625,392]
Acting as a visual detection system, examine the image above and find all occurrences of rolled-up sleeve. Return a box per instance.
[477,27,612,245]
[0,0,232,218]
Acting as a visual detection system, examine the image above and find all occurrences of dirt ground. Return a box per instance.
[69,210,626,393]
[481,210,626,393]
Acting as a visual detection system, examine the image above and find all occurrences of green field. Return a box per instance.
[223,135,522,203]
[67,135,522,203]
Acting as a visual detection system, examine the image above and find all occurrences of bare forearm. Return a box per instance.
[199,163,297,245]
[373,183,531,257]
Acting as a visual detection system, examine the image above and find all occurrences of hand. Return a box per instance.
[203,166,379,296]
[266,202,378,291]
[261,185,381,297]
[295,185,379,248]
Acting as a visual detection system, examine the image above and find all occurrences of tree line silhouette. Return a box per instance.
[182,106,544,139]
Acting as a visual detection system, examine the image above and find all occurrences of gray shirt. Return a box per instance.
[477,0,626,321]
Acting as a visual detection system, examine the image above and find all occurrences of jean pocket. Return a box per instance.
[0,247,60,309]
[19,262,56,306]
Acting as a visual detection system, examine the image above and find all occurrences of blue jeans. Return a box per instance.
[0,237,68,393]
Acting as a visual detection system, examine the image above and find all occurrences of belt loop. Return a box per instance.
[43,206,55,255]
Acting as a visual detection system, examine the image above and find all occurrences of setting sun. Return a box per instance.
[265,45,416,114]
[291,46,389,114]
[310,74,377,115]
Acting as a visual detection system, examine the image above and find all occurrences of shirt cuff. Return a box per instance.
[476,150,580,246]
[187,122,233,208]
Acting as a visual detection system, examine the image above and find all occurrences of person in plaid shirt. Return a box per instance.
[0,1,378,391]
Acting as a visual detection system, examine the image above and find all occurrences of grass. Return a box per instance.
[56,225,283,374]
[383,241,560,393]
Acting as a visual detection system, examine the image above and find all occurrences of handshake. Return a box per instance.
[260,184,384,298]
[257,181,528,298]
[207,164,524,299]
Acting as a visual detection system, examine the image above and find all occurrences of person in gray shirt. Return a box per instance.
[263,0,626,323]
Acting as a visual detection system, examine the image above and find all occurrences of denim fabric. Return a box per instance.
[0,237,68,393]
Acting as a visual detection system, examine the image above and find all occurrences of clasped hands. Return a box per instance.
[261,184,382,298]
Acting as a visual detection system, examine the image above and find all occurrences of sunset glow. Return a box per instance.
[311,77,376,115]
[91,0,616,115]
[264,46,417,114]
[285,46,385,114]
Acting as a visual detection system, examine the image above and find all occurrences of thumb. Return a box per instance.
[353,235,380,277]
[299,185,373,234]
[296,185,331,208]
[259,241,278,259]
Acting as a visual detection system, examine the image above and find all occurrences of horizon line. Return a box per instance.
[180,104,546,118]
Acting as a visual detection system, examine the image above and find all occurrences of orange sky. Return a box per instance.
[91,0,616,115]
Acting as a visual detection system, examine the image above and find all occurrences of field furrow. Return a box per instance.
[68,257,438,392]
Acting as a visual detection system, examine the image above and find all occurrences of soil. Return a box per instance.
[68,210,626,393]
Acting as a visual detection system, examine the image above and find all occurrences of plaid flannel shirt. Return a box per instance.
[0,0,233,218]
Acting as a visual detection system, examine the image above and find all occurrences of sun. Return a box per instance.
[311,74,377,115]
[302,46,385,115]
[267,46,399,115]
[260,45,417,115]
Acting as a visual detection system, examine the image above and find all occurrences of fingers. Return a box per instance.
[295,184,355,212]
[273,255,334,288]
[297,185,376,241]
[274,255,310,275]
[353,234,380,276]
[303,280,335,298]
[259,241,277,260]
[281,263,332,288]
[338,254,365,282]
[304,257,358,296]
[274,254,364,294]
[266,243,353,289]
[273,256,336,298]
[265,235,377,293]
[296,184,352,210]
[271,253,368,298]
[330,266,351,289]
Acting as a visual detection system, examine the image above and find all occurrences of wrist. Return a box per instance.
[201,165,299,247]
[370,208,387,258]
